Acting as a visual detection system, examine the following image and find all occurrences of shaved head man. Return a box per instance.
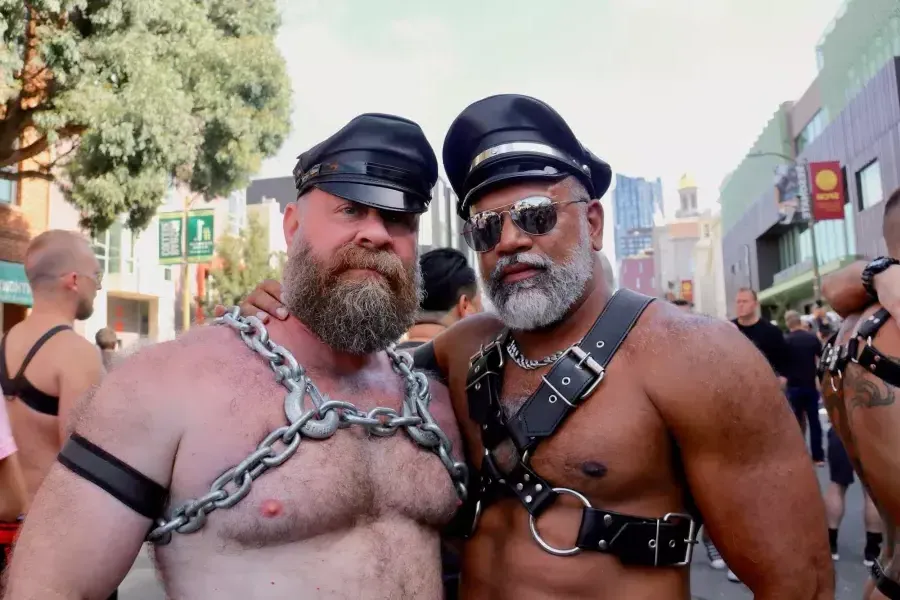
[0,230,108,596]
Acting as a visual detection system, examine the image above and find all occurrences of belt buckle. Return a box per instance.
[564,345,605,400]
[657,513,697,567]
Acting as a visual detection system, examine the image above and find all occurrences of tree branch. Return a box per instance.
[0,169,54,182]
[0,124,85,169]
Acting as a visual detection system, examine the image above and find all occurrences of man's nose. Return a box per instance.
[494,213,532,256]
[355,210,393,250]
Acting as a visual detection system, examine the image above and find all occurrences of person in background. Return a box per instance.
[0,386,28,582]
[732,288,790,385]
[397,248,482,351]
[782,310,825,466]
[95,328,118,371]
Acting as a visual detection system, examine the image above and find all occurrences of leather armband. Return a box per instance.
[412,341,447,384]
[58,434,168,520]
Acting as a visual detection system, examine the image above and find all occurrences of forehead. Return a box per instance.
[469,180,567,215]
[736,291,755,300]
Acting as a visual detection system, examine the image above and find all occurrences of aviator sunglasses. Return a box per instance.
[463,196,588,253]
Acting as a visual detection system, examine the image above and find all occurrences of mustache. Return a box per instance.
[490,253,552,282]
[328,245,406,281]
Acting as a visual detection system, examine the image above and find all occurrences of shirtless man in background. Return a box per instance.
[237,94,834,598]
[816,188,900,599]
[3,114,464,600]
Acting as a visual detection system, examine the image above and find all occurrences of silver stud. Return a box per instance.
[474,383,481,390]
[603,514,613,526]
[523,474,531,482]
[482,424,487,430]
[525,495,533,503]
[562,377,571,385]
[534,484,543,492]
[598,540,608,550]
[874,318,881,324]
[475,365,481,373]
[549,394,557,403]
[516,483,524,491]
[669,540,676,548]
[648,539,657,549]
[499,479,506,484]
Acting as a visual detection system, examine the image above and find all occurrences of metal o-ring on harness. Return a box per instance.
[528,487,592,556]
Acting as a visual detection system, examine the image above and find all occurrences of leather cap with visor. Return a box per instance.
[293,113,438,214]
[443,94,612,219]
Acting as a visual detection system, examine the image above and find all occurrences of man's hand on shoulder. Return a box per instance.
[646,316,833,598]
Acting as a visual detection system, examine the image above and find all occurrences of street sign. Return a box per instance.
[809,161,846,221]
[158,213,183,265]
[158,210,216,264]
[186,210,215,263]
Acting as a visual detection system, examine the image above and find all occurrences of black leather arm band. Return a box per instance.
[58,434,168,520]
[412,341,447,384]
[872,560,900,600]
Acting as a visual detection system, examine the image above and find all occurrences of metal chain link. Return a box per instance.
[147,307,469,544]
[506,338,565,370]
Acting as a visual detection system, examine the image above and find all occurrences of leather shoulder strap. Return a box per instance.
[508,289,654,451]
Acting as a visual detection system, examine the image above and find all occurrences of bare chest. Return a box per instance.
[455,350,679,505]
[168,370,459,549]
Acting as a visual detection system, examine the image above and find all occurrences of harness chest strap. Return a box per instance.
[818,308,900,388]
[873,560,900,600]
[457,289,699,566]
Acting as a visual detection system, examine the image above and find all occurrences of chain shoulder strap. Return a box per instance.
[147,308,468,544]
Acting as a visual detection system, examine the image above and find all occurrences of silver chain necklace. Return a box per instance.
[147,308,468,544]
[505,337,566,370]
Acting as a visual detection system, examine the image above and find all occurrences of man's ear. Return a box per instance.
[457,294,476,318]
[283,201,301,246]
[586,199,604,251]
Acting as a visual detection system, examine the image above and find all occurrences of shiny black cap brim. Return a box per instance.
[316,181,430,214]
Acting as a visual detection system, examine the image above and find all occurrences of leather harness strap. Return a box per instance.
[818,309,900,594]
[455,289,699,566]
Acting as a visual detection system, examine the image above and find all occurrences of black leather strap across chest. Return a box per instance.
[455,289,698,567]
[818,308,900,388]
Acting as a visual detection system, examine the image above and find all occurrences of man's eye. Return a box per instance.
[342,205,360,215]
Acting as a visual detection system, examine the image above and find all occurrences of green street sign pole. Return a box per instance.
[159,203,215,332]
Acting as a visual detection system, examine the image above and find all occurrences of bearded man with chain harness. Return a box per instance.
[236,95,834,598]
[2,114,467,600]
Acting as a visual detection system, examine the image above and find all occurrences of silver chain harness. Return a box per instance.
[146,308,469,544]
[505,337,565,370]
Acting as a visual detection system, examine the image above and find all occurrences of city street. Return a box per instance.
[119,431,871,599]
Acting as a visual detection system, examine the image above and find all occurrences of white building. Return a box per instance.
[49,186,177,349]
[691,213,727,319]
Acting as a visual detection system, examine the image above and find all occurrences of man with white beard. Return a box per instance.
[233,94,834,598]
[3,114,465,600]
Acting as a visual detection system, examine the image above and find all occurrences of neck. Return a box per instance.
[737,314,759,326]
[272,315,382,376]
[788,326,803,332]
[29,296,77,325]
[511,266,611,358]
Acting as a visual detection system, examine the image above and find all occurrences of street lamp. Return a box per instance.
[747,151,823,303]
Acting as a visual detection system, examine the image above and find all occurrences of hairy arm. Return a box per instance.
[56,335,105,445]
[822,260,869,317]
[3,344,184,600]
[649,317,833,599]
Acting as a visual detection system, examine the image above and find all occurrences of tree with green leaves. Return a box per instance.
[0,0,291,234]
[205,212,285,312]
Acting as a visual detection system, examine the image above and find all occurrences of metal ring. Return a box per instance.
[528,487,592,556]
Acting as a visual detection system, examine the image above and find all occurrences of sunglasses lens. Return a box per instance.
[464,212,502,252]
[511,197,558,235]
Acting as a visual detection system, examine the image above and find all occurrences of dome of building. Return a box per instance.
[678,173,697,190]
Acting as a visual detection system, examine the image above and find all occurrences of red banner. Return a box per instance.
[680,280,693,304]
[809,161,845,221]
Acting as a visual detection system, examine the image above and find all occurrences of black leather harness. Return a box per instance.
[451,289,699,566]
[818,308,900,599]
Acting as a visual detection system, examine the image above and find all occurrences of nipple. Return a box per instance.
[261,499,283,518]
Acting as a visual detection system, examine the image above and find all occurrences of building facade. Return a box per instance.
[613,174,664,263]
[721,1,900,318]
[618,254,656,296]
[691,213,727,318]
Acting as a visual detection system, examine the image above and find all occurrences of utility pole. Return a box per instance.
[181,194,192,332]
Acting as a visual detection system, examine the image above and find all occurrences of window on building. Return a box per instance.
[795,110,826,154]
[0,177,15,205]
[107,296,150,336]
[164,267,172,282]
[93,219,137,275]
[635,278,641,290]
[857,160,883,210]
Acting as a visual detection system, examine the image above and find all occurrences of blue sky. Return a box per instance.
[259,0,843,262]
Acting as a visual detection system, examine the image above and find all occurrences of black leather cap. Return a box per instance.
[293,113,438,214]
[443,94,612,218]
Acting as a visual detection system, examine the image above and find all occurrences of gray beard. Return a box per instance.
[281,241,422,355]
[485,222,594,331]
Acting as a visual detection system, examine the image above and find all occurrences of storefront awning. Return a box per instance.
[0,261,32,306]
[759,256,857,305]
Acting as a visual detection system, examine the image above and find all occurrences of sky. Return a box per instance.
[258,0,844,264]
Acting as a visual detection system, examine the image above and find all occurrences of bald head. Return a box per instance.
[25,230,96,290]
[784,310,802,330]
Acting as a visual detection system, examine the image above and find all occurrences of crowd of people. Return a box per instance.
[0,93,895,600]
